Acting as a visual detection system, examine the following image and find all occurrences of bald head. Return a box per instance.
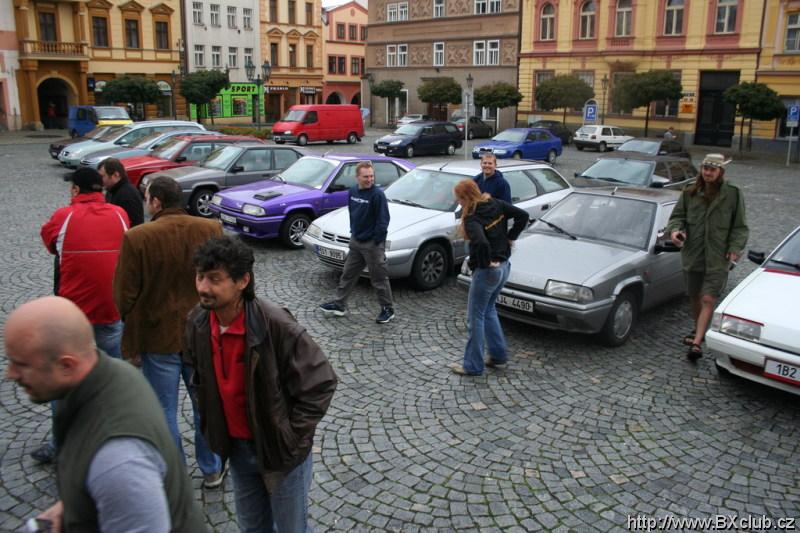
[5,297,97,403]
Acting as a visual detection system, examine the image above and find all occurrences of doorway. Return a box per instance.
[694,71,739,147]
[325,92,342,104]
[37,77,73,129]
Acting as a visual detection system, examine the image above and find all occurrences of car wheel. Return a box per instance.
[468,130,475,140]
[547,149,557,164]
[297,134,308,146]
[599,141,607,152]
[512,151,522,159]
[412,242,448,290]
[405,145,415,158]
[347,132,359,144]
[576,145,584,151]
[599,290,637,346]
[446,143,456,156]
[280,212,312,249]
[190,188,215,218]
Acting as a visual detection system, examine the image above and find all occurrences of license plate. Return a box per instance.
[273,136,282,141]
[496,294,534,313]
[220,213,237,225]
[316,245,344,261]
[375,146,386,152]
[763,359,800,386]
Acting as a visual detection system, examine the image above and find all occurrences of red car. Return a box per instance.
[123,135,261,187]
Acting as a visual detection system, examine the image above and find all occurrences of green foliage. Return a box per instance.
[417,77,462,106]
[723,82,785,121]
[474,82,523,110]
[534,75,594,113]
[100,76,162,107]
[214,126,272,140]
[611,71,682,114]
[180,70,231,107]
[370,79,404,99]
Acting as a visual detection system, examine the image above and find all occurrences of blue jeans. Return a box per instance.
[140,352,222,476]
[229,439,314,533]
[463,261,511,374]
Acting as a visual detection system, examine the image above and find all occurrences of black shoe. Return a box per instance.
[319,301,346,317]
[31,444,55,464]
[485,358,507,369]
[376,306,395,324]
[686,343,703,361]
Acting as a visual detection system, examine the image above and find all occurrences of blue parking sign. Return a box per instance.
[584,104,597,123]
[788,105,800,127]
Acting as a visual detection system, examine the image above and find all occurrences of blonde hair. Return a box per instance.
[454,179,490,239]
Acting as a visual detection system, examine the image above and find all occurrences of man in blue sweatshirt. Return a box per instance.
[474,153,511,203]
[320,161,395,323]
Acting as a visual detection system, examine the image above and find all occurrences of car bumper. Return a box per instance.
[471,149,513,159]
[272,134,298,143]
[301,233,415,278]
[573,139,615,150]
[374,144,405,155]
[209,206,283,240]
[706,330,800,396]
[49,147,63,159]
[59,154,82,168]
[456,274,614,334]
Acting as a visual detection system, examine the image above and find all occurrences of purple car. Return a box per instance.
[208,154,415,248]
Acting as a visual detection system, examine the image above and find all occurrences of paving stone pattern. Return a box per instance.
[1,137,799,532]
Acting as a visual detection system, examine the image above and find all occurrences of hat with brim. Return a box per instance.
[701,153,732,168]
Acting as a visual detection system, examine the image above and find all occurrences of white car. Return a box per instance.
[302,159,573,290]
[706,225,800,396]
[573,125,633,152]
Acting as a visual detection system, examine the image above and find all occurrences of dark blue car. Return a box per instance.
[472,128,562,163]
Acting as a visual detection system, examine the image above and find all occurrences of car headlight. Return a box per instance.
[390,140,403,146]
[717,313,762,342]
[306,224,321,239]
[242,204,266,216]
[545,280,593,303]
[210,194,223,206]
[493,149,507,155]
[284,130,292,134]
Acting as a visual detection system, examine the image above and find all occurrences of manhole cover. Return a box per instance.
[26,134,63,139]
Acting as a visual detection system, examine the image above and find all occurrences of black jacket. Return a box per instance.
[106,178,144,227]
[465,199,529,270]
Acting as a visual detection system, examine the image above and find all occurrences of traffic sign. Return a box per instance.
[788,105,799,128]
[584,104,597,124]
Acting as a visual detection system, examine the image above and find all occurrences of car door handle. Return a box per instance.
[541,204,550,211]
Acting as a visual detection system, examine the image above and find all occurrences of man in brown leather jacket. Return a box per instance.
[185,236,337,532]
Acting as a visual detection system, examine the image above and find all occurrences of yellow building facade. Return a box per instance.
[518,0,765,147]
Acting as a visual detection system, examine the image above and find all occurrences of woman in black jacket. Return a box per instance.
[451,179,529,376]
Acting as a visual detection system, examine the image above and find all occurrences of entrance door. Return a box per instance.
[37,78,72,129]
[266,93,281,122]
[694,71,739,147]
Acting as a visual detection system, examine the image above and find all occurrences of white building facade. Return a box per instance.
[0,0,22,130]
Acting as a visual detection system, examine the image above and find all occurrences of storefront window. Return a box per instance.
[232,97,248,116]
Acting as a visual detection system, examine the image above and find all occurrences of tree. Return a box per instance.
[100,76,162,120]
[534,75,594,124]
[370,79,404,123]
[723,82,786,152]
[180,69,230,125]
[417,77,462,119]
[610,70,682,137]
[474,82,523,112]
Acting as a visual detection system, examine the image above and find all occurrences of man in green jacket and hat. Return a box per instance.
[667,153,748,361]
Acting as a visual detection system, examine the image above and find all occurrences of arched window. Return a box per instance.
[580,1,596,39]
[615,0,632,37]
[664,0,684,35]
[540,3,555,41]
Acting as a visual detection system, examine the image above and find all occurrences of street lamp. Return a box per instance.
[365,72,374,127]
[465,73,474,160]
[246,59,272,130]
[170,70,178,119]
[601,74,609,124]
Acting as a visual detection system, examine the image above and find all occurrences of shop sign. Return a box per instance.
[300,86,321,94]
[157,80,172,95]
[680,103,695,114]
[94,80,106,93]
[265,85,290,93]
[227,83,259,94]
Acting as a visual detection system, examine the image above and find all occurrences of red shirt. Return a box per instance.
[210,308,253,439]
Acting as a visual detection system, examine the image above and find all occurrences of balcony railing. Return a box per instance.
[20,40,88,58]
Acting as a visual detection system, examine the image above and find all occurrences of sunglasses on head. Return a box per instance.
[702,164,720,170]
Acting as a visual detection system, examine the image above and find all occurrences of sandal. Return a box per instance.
[682,330,697,346]
[686,343,703,361]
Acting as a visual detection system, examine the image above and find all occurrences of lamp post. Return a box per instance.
[465,73,473,160]
[246,59,272,130]
[366,72,374,127]
[601,74,609,125]
[170,70,178,119]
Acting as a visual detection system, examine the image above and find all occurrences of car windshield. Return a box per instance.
[528,193,656,249]
[202,145,244,170]
[98,126,128,142]
[85,126,110,138]
[766,229,800,273]
[579,158,653,186]
[618,139,660,155]
[151,138,189,160]
[394,125,423,135]
[95,107,129,119]
[385,169,465,211]
[130,132,164,149]
[280,109,306,122]
[279,157,337,188]
[492,130,525,143]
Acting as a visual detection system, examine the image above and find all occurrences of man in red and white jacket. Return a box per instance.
[33,167,130,464]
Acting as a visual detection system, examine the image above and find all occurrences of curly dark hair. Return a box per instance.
[193,236,256,300]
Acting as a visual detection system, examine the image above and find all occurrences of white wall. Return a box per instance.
[0,0,22,130]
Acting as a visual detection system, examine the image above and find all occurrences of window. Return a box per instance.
[386,45,407,67]
[360,25,367,40]
[573,71,594,89]
[195,44,205,66]
[487,40,499,65]
[269,0,278,21]
[244,47,253,67]
[328,55,337,74]
[351,56,361,74]
[337,56,346,73]
[155,21,169,49]
[664,0,684,35]
[349,24,357,40]
[337,23,345,39]
[434,0,445,17]
[610,72,634,114]
[654,71,681,117]
[228,47,237,68]
[306,2,313,24]
[275,148,300,168]
[288,0,296,24]
[397,44,408,66]
[580,1,596,39]
[540,3,555,40]
[306,45,313,68]
[615,0,632,37]
[474,0,500,14]
[192,2,203,24]
[92,16,108,47]
[360,57,365,73]
[473,41,486,65]
[387,2,408,21]
[39,11,57,41]
[787,13,800,51]
[227,6,237,27]
[243,8,252,29]
[271,43,279,66]
[399,2,409,19]
[210,4,220,26]
[289,44,296,67]
[715,0,737,34]
[535,71,554,109]
[125,19,140,48]
[433,42,444,66]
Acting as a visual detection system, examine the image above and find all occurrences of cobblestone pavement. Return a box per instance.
[1,133,799,532]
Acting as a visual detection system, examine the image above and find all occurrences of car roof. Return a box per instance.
[305,153,407,163]
[599,151,692,163]
[406,120,454,125]
[125,120,201,127]
[571,186,680,204]
[417,159,554,174]
[172,134,258,142]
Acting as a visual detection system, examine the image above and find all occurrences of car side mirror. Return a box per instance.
[327,183,347,192]
[454,207,462,219]
[747,250,765,265]
[174,156,187,163]
[574,172,580,177]
[230,165,244,173]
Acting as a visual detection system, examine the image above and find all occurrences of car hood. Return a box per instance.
[124,155,167,169]
[62,139,104,153]
[376,134,412,144]
[506,233,639,289]
[84,146,145,161]
[156,166,220,182]
[315,202,449,235]
[716,269,800,353]
[218,180,316,207]
[474,140,521,150]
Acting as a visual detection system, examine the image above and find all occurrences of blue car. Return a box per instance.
[472,128,562,163]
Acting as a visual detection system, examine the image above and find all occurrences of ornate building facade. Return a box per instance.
[321,0,366,106]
